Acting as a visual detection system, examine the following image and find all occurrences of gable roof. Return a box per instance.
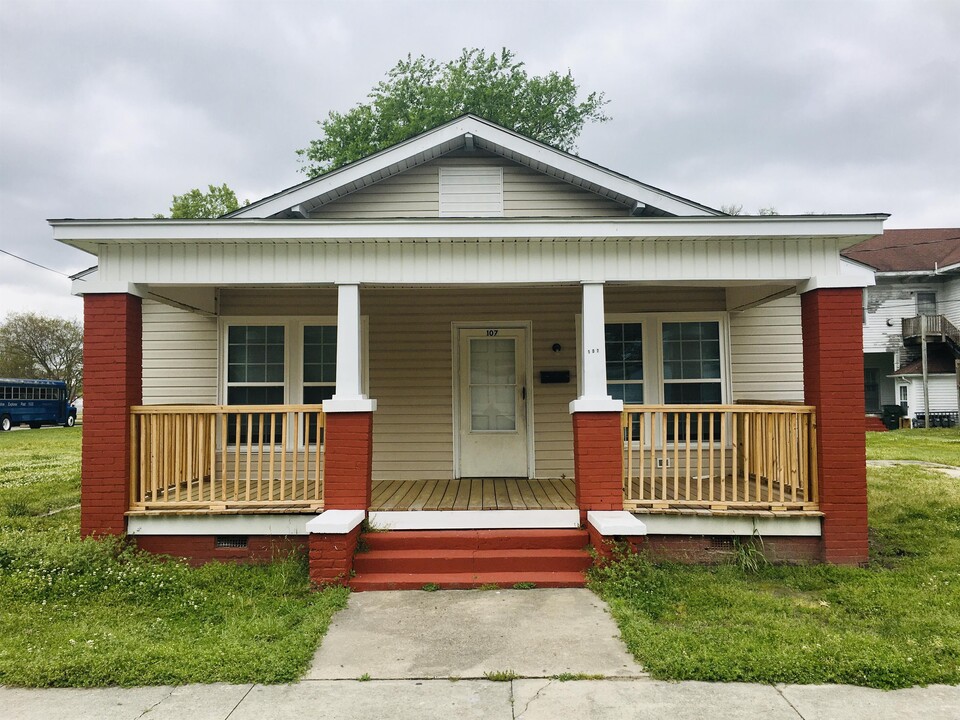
[228,115,723,220]
[842,228,960,273]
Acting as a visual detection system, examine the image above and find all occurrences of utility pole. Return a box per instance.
[921,314,930,429]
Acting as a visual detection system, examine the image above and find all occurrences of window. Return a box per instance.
[661,321,722,405]
[599,316,727,443]
[864,368,880,413]
[605,322,644,405]
[917,292,938,316]
[899,385,908,412]
[227,325,285,406]
[302,325,337,406]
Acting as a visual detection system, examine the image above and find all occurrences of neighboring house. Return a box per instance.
[52,115,884,587]
[842,229,960,427]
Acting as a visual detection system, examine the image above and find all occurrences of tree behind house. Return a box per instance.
[298,47,610,177]
[156,183,243,219]
[0,312,83,401]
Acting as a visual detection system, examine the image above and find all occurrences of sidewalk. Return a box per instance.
[3,678,958,719]
[2,589,958,719]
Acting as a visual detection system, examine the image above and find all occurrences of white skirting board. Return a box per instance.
[368,509,580,531]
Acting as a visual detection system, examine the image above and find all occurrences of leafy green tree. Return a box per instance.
[155,183,244,218]
[298,48,610,177]
[0,312,84,401]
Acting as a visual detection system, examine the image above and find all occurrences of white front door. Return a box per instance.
[457,327,529,477]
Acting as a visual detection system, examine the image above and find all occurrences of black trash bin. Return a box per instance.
[881,404,906,431]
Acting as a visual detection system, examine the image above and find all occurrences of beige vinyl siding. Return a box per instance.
[312,155,629,219]
[141,300,218,404]
[728,295,804,402]
[364,287,579,481]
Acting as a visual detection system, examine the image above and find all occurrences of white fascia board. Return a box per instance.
[587,511,647,536]
[797,256,877,293]
[50,215,889,249]
[127,514,314,536]
[639,513,822,537]
[71,280,147,297]
[226,116,717,219]
[305,509,366,534]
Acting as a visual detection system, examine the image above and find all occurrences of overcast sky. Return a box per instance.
[1,0,958,321]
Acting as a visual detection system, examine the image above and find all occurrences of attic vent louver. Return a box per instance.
[439,166,503,217]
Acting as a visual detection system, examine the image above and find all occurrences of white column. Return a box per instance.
[323,283,377,413]
[570,281,622,413]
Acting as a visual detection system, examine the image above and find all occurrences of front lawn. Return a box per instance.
[866,427,960,466]
[591,461,960,689]
[0,428,347,687]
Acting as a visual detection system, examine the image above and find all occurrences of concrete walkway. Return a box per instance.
[2,589,958,719]
[867,459,960,478]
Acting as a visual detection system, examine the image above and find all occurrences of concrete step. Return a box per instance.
[349,570,588,591]
[353,548,592,575]
[362,528,590,551]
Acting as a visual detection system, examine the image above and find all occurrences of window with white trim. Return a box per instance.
[661,321,723,405]
[599,315,728,443]
[223,319,343,444]
[226,325,286,406]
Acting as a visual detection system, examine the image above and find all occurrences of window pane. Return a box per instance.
[664,382,722,405]
[604,323,643,384]
[662,322,720,380]
[228,325,285,388]
[303,325,337,385]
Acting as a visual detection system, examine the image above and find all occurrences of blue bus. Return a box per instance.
[0,378,78,431]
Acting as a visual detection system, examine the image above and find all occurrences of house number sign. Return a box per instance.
[486,329,499,336]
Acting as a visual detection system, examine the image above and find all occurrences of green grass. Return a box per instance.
[0,428,81,517]
[866,427,960,466]
[590,463,960,688]
[0,428,349,687]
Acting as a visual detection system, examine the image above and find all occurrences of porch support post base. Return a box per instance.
[308,526,362,587]
[801,287,869,565]
[81,293,142,537]
[322,412,374,511]
[572,412,624,521]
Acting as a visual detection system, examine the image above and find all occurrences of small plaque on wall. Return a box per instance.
[540,370,571,384]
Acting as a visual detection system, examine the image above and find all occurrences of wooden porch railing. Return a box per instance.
[621,404,819,512]
[129,405,325,513]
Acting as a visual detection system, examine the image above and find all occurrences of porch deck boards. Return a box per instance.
[129,472,323,515]
[370,478,576,511]
[624,473,814,511]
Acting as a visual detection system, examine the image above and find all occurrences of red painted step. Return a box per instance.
[362,529,590,551]
[353,548,591,575]
[865,415,887,432]
[350,571,588,592]
[349,529,592,591]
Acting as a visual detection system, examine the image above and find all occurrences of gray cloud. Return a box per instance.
[2,0,958,318]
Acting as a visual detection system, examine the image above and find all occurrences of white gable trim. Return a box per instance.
[229,116,720,219]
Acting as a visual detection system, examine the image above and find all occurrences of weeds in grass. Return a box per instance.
[484,669,519,681]
[731,532,768,574]
[552,672,604,681]
[4,501,29,518]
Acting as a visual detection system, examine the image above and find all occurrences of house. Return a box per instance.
[842,229,960,428]
[51,115,885,587]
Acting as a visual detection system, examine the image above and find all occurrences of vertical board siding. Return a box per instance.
[311,155,630,219]
[141,300,218,404]
[729,295,805,402]
[907,375,959,415]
